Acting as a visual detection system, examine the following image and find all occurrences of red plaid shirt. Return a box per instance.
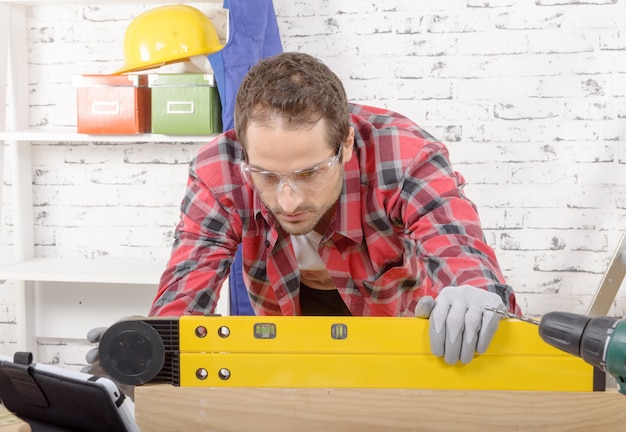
[150,104,520,317]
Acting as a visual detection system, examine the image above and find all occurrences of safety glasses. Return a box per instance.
[240,146,342,197]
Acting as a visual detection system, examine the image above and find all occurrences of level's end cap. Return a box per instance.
[98,319,165,386]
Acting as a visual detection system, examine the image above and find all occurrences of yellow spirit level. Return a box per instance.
[98,316,601,392]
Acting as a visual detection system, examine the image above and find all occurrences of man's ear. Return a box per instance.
[342,127,355,162]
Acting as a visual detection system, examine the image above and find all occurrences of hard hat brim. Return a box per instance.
[112,44,224,75]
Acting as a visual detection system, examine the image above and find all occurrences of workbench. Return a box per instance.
[135,385,626,431]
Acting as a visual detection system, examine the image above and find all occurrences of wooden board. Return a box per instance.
[135,385,626,432]
[0,405,30,432]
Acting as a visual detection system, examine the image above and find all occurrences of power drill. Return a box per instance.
[539,311,626,394]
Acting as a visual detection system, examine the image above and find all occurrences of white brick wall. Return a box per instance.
[1,0,625,368]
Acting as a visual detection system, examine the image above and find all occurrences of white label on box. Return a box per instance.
[92,101,120,115]
[167,101,195,114]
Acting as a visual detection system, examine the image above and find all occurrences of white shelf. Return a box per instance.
[0,257,166,284]
[0,0,228,353]
[0,128,217,143]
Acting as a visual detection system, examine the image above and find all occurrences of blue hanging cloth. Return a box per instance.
[208,0,283,315]
[209,0,283,131]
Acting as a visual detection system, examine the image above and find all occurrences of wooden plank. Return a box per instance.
[0,404,31,432]
[135,385,626,432]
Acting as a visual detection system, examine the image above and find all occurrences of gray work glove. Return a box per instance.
[415,285,504,365]
[82,326,135,400]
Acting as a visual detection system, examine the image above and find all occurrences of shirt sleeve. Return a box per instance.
[148,159,241,316]
[399,140,521,315]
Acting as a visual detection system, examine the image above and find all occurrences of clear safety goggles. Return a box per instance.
[240,146,342,197]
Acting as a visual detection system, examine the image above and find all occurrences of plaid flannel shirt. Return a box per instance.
[150,103,520,317]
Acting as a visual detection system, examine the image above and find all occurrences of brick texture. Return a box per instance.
[1,1,625,367]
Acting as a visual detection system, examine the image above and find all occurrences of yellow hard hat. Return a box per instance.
[114,5,224,74]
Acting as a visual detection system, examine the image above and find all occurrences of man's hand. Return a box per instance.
[82,327,108,376]
[81,326,135,399]
[415,285,504,365]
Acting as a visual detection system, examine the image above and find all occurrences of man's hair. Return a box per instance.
[234,52,350,153]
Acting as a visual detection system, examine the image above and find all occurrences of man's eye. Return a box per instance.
[252,171,280,183]
[295,168,320,180]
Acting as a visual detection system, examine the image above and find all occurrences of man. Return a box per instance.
[148,52,521,365]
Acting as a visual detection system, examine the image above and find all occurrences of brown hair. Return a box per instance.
[234,52,350,153]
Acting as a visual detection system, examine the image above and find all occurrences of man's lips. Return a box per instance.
[278,212,309,223]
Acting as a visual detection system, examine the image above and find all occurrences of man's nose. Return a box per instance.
[276,180,304,213]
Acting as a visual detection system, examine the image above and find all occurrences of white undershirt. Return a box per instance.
[291,231,336,290]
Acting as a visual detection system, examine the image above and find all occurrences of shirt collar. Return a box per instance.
[324,153,363,244]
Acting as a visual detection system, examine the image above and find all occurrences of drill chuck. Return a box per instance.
[539,311,626,394]
[538,312,593,358]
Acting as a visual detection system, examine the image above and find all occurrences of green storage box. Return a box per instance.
[149,73,222,135]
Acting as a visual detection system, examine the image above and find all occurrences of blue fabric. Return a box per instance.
[209,0,283,130]
[229,245,254,315]
[208,0,283,315]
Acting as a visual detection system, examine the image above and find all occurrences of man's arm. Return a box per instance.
[397,140,520,314]
[150,160,241,317]
[394,139,521,364]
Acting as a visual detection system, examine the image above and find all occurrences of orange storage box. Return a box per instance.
[76,74,151,134]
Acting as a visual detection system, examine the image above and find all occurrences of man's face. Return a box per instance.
[243,118,353,235]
